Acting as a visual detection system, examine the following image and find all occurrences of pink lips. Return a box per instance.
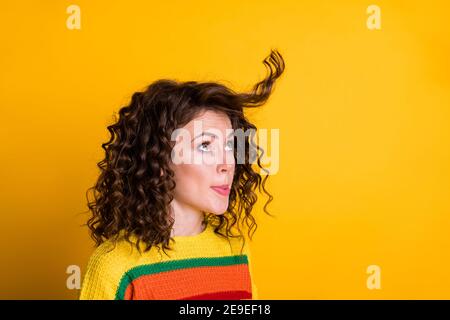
[210,185,231,196]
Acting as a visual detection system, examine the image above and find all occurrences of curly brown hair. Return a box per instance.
[83,49,285,257]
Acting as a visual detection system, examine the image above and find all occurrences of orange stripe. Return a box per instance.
[127,264,251,300]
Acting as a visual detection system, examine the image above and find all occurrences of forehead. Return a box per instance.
[183,110,232,131]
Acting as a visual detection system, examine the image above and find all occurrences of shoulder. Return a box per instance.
[79,236,143,300]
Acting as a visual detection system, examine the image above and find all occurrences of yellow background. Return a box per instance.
[1,0,449,299]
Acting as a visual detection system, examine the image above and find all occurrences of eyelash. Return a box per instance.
[199,141,210,151]
[198,140,234,152]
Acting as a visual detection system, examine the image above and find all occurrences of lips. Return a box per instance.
[210,185,231,196]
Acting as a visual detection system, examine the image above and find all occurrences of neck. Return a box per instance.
[169,200,206,237]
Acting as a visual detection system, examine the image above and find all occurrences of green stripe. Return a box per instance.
[115,254,248,300]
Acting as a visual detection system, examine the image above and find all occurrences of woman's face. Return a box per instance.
[170,110,236,215]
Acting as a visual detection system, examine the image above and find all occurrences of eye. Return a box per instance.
[198,141,211,152]
[225,140,234,151]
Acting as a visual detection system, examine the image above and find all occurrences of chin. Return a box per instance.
[205,205,229,215]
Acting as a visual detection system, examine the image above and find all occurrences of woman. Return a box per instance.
[79,49,285,300]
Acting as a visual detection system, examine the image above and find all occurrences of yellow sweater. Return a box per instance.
[79,221,258,300]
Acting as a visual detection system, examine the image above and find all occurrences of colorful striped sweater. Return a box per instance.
[79,221,258,300]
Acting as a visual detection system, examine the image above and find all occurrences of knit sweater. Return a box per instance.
[79,221,258,300]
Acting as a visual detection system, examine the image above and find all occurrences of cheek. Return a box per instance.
[173,164,211,193]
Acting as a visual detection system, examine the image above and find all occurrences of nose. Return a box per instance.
[216,162,234,175]
[215,145,234,172]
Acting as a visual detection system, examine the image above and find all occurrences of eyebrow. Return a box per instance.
[191,131,235,142]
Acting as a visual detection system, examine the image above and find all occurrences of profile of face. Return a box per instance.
[169,110,236,216]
